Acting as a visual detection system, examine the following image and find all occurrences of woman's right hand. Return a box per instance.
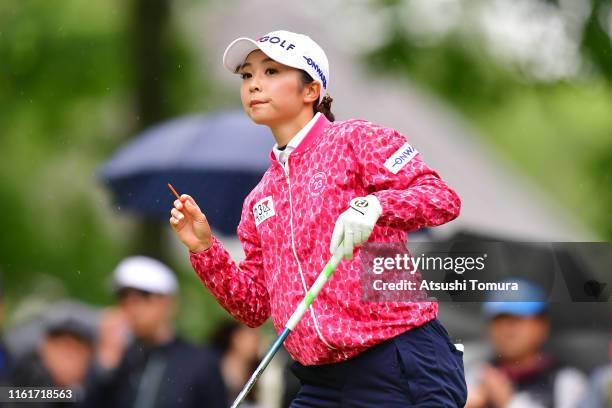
[169,194,213,253]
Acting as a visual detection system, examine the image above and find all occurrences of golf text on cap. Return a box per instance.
[253,196,276,227]
[303,56,327,89]
[257,36,296,51]
[256,34,328,90]
[384,142,419,174]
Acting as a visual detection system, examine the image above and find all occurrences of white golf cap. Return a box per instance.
[223,30,329,102]
[112,256,178,295]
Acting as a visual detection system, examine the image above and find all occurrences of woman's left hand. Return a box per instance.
[330,195,382,260]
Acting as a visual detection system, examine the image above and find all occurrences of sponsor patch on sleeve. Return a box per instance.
[384,142,419,174]
[253,196,276,227]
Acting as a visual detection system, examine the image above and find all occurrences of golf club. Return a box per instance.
[230,249,344,408]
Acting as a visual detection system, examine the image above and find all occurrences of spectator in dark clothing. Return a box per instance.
[211,320,261,406]
[10,316,95,407]
[466,278,587,408]
[0,339,11,385]
[85,256,226,408]
[0,283,12,385]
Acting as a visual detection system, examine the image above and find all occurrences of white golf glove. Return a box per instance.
[330,195,383,260]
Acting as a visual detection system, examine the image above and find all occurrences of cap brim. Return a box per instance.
[113,277,176,296]
[483,301,547,318]
[223,37,261,73]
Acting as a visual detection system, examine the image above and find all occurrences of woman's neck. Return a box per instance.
[270,109,315,147]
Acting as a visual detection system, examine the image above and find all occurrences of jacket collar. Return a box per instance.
[269,114,331,163]
[272,112,321,161]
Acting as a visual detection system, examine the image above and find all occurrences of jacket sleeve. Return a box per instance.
[348,121,461,232]
[189,195,270,328]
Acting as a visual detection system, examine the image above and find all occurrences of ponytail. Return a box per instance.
[314,94,335,122]
[300,70,335,122]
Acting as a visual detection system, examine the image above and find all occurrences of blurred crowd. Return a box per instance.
[464,279,610,408]
[0,256,274,408]
[0,259,610,408]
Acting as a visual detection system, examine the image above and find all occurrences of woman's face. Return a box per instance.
[239,49,313,127]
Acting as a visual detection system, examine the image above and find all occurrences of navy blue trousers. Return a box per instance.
[289,319,467,407]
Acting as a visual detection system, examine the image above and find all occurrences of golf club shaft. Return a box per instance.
[230,251,344,408]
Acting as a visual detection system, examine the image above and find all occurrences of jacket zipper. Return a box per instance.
[284,158,336,350]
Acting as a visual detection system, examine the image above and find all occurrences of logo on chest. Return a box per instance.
[253,196,276,227]
[308,172,327,196]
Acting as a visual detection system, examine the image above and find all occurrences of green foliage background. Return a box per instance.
[0,0,231,341]
[366,0,612,240]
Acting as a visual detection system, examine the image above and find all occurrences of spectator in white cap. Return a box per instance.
[85,256,226,408]
[112,255,178,344]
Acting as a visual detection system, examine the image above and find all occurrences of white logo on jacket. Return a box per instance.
[384,142,419,174]
[253,196,276,227]
[309,172,327,196]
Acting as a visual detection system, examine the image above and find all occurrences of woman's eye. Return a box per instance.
[240,72,252,80]
[265,68,277,75]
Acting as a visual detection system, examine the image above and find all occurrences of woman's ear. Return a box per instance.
[303,81,321,104]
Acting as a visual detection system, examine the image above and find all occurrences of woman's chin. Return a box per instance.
[246,110,274,126]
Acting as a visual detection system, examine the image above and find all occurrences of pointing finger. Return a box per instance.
[180,194,194,204]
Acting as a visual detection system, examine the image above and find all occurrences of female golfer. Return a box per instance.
[170,30,467,407]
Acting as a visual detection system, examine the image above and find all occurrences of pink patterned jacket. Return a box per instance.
[190,114,461,365]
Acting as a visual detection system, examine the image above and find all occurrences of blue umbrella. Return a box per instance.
[98,109,274,235]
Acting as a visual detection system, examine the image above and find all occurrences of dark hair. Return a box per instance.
[210,320,242,354]
[46,317,95,345]
[299,70,335,122]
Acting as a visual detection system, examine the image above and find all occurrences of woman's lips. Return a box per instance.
[250,100,267,107]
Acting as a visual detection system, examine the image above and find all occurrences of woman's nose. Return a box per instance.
[249,75,261,93]
[249,82,260,93]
